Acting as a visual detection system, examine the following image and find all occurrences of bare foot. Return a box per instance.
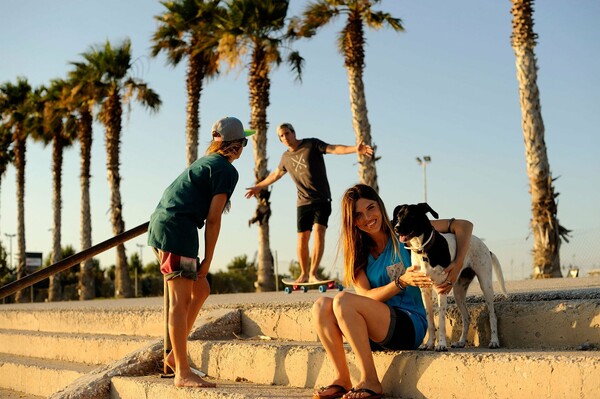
[294,275,308,283]
[314,382,350,398]
[164,352,175,373]
[308,276,322,283]
[174,371,216,388]
[164,353,206,377]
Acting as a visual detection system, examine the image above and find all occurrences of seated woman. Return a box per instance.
[312,184,473,399]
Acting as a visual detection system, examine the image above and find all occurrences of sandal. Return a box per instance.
[342,387,384,399]
[313,384,350,399]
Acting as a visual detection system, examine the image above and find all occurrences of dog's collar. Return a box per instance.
[404,230,435,254]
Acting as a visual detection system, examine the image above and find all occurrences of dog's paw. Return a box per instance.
[435,345,449,352]
[451,341,466,348]
[419,343,435,351]
[488,341,501,349]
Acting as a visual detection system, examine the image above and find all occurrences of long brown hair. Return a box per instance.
[339,184,400,286]
[205,132,245,160]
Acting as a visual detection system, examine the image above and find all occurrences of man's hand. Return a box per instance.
[357,141,374,157]
[245,186,260,199]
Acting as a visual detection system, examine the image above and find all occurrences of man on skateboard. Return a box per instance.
[245,123,373,283]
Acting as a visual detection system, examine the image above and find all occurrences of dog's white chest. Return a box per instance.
[410,233,457,285]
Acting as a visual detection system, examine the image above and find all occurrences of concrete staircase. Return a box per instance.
[0,281,599,399]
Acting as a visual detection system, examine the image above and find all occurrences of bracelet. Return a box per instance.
[394,276,405,291]
[448,218,456,232]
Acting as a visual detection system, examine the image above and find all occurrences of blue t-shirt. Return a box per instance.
[147,153,239,258]
[365,237,427,348]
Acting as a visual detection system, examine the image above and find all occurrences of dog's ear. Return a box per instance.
[392,205,406,224]
[417,202,439,219]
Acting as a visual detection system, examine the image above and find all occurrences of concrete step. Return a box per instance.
[0,329,154,365]
[180,340,600,398]
[110,376,320,399]
[0,387,44,399]
[0,306,165,337]
[0,353,96,397]
[2,292,598,350]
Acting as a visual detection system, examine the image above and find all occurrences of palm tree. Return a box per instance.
[294,0,403,192]
[0,77,32,302]
[510,0,570,278]
[218,0,303,292]
[67,62,98,300]
[78,39,162,297]
[34,79,78,301]
[0,125,14,231]
[152,0,224,167]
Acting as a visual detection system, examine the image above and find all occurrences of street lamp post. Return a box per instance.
[416,156,432,202]
[4,233,16,270]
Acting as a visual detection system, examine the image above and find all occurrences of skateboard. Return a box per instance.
[281,279,344,294]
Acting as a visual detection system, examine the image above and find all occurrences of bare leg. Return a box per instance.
[333,292,389,396]
[168,278,215,388]
[165,277,210,373]
[296,230,311,282]
[309,224,326,282]
[312,297,352,397]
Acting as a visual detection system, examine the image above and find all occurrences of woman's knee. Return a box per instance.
[312,296,334,321]
[332,291,355,318]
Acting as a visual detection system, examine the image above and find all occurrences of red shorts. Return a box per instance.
[153,249,198,281]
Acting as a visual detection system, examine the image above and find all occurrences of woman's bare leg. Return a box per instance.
[312,296,352,397]
[168,278,215,388]
[165,277,210,373]
[333,292,391,396]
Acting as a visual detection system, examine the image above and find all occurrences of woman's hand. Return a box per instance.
[198,259,211,279]
[435,261,461,295]
[402,265,433,288]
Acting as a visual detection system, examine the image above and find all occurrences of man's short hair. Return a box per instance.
[277,123,295,133]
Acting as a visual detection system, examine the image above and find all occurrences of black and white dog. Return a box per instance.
[392,203,506,351]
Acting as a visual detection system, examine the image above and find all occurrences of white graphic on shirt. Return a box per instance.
[386,260,406,282]
[291,154,307,172]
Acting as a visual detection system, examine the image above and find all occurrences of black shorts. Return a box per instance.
[369,305,416,351]
[297,201,332,232]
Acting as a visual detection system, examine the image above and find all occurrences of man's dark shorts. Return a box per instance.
[369,305,417,351]
[297,201,332,232]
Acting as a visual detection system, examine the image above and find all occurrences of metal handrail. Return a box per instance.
[0,221,149,300]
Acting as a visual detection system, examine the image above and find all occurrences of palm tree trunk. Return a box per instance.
[48,134,63,301]
[511,0,564,278]
[13,133,27,303]
[248,48,275,292]
[344,13,378,192]
[78,108,95,300]
[347,66,378,192]
[185,51,205,166]
[106,93,133,297]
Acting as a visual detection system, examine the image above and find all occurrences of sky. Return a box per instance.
[1,0,599,283]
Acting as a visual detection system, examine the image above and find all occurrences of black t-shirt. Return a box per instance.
[278,138,331,206]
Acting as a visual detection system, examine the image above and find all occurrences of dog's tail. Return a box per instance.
[491,251,508,296]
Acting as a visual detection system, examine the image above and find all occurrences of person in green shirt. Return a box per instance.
[148,116,253,388]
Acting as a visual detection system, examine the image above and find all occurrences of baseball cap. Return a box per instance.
[212,117,255,142]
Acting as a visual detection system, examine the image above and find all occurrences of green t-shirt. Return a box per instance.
[147,153,239,258]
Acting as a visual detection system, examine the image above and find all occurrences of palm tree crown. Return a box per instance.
[152,0,224,166]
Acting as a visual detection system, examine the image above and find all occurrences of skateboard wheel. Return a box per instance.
[337,285,344,291]
[319,285,327,293]
[284,287,292,294]
[301,286,309,293]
